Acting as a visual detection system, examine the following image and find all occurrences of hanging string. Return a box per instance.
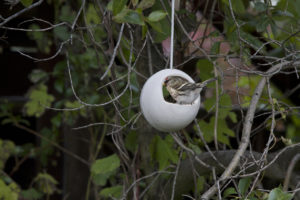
[169,0,175,69]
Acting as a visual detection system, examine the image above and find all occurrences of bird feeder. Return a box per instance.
[140,69,201,132]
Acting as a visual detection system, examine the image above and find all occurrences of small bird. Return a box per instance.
[163,76,217,104]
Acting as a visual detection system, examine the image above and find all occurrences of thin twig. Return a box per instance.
[0,0,44,27]
[100,23,125,80]
[171,150,182,200]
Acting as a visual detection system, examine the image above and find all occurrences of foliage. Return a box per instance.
[0,179,19,200]
[149,135,179,170]
[0,0,300,199]
[24,84,55,117]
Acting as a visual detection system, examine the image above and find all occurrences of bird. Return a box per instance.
[163,76,217,104]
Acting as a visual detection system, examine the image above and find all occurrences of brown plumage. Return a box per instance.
[164,76,216,104]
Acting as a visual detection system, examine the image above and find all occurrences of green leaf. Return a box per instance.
[54,26,70,41]
[196,116,234,146]
[24,84,55,117]
[34,173,58,195]
[195,176,205,193]
[113,9,145,25]
[21,188,43,200]
[188,143,201,155]
[54,79,64,93]
[223,187,237,198]
[197,120,214,143]
[92,173,111,186]
[142,25,148,39]
[112,0,128,15]
[196,59,214,81]
[147,10,167,22]
[59,5,75,23]
[125,131,138,153]
[91,154,120,174]
[0,179,19,200]
[222,0,245,14]
[254,2,267,12]
[256,16,271,32]
[210,41,221,55]
[240,30,264,51]
[228,112,237,123]
[1,118,14,125]
[86,3,101,24]
[147,20,164,33]
[137,0,155,10]
[20,0,33,7]
[99,185,123,198]
[238,177,251,196]
[150,135,178,170]
[267,187,293,200]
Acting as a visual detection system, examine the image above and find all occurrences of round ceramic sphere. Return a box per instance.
[140,69,200,132]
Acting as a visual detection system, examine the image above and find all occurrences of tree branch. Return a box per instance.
[201,60,300,199]
[0,0,44,27]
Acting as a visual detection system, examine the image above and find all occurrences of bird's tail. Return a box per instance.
[196,77,217,88]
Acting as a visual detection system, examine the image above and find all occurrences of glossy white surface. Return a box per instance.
[140,69,201,132]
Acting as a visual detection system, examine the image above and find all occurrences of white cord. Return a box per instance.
[170,0,175,69]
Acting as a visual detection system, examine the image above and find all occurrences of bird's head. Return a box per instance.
[163,76,170,86]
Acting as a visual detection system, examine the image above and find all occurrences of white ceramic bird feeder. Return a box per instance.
[140,69,201,132]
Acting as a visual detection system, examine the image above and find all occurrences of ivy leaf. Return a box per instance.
[197,120,214,143]
[147,10,167,22]
[150,135,178,170]
[24,84,55,117]
[91,154,120,175]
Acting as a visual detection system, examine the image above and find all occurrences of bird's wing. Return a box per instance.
[177,82,198,91]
